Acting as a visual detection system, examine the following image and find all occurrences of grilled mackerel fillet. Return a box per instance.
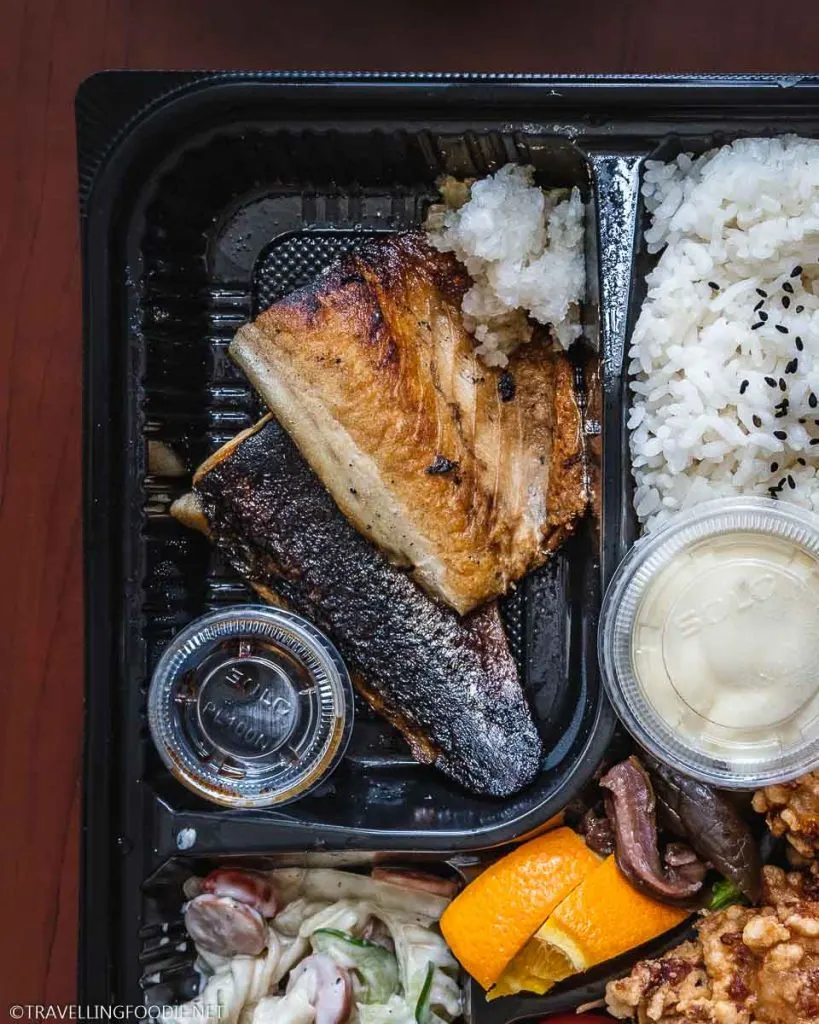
[172,417,543,797]
[230,233,587,615]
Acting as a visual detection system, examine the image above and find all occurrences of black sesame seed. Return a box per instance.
[796,336,805,351]
[776,324,789,334]
[756,287,768,297]
[783,295,791,309]
[779,477,788,490]
[754,299,764,312]
[800,418,807,424]
[796,305,805,313]
[786,359,799,374]
[811,393,818,409]
[753,415,763,427]
[751,322,764,330]
[771,462,779,472]
[792,265,803,278]
[774,430,788,440]
[783,281,795,294]
[789,475,797,489]
[812,438,819,446]
[799,458,807,466]
[739,379,749,394]
[815,419,819,426]
[765,376,777,387]
[780,378,788,391]
[769,487,780,498]
[497,372,516,402]
[759,311,769,322]
[426,454,459,475]
[775,409,786,418]
[708,281,720,290]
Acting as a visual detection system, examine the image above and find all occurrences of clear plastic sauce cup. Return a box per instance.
[148,606,354,807]
[599,497,819,788]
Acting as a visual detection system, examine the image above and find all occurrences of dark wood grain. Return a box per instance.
[1,0,818,1006]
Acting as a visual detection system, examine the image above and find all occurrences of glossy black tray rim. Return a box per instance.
[76,71,819,217]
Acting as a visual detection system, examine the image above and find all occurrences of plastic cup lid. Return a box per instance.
[599,497,819,788]
[148,606,354,807]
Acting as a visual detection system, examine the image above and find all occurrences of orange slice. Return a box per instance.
[439,827,600,990]
[491,854,690,998]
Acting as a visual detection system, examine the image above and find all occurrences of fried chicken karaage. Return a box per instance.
[605,866,819,1023]
[753,772,819,862]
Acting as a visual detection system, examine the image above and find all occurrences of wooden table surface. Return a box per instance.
[2,0,818,1007]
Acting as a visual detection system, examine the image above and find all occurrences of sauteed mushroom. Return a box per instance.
[600,756,705,906]
[663,842,708,887]
[577,807,616,856]
[643,751,762,902]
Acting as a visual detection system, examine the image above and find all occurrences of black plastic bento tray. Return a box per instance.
[78,71,819,1011]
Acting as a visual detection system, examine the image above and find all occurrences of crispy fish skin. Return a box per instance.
[230,233,587,615]
[184,417,543,797]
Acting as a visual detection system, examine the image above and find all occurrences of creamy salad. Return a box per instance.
[168,867,462,1024]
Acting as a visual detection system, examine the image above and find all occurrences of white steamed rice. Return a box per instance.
[631,135,819,530]
[425,163,585,366]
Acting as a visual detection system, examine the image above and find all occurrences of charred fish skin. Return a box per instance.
[194,419,543,797]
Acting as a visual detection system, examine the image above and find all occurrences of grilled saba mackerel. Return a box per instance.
[172,417,543,797]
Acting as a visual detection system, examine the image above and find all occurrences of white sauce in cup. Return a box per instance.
[600,499,819,787]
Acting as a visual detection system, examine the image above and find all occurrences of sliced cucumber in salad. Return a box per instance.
[414,962,435,1024]
[311,928,400,1004]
